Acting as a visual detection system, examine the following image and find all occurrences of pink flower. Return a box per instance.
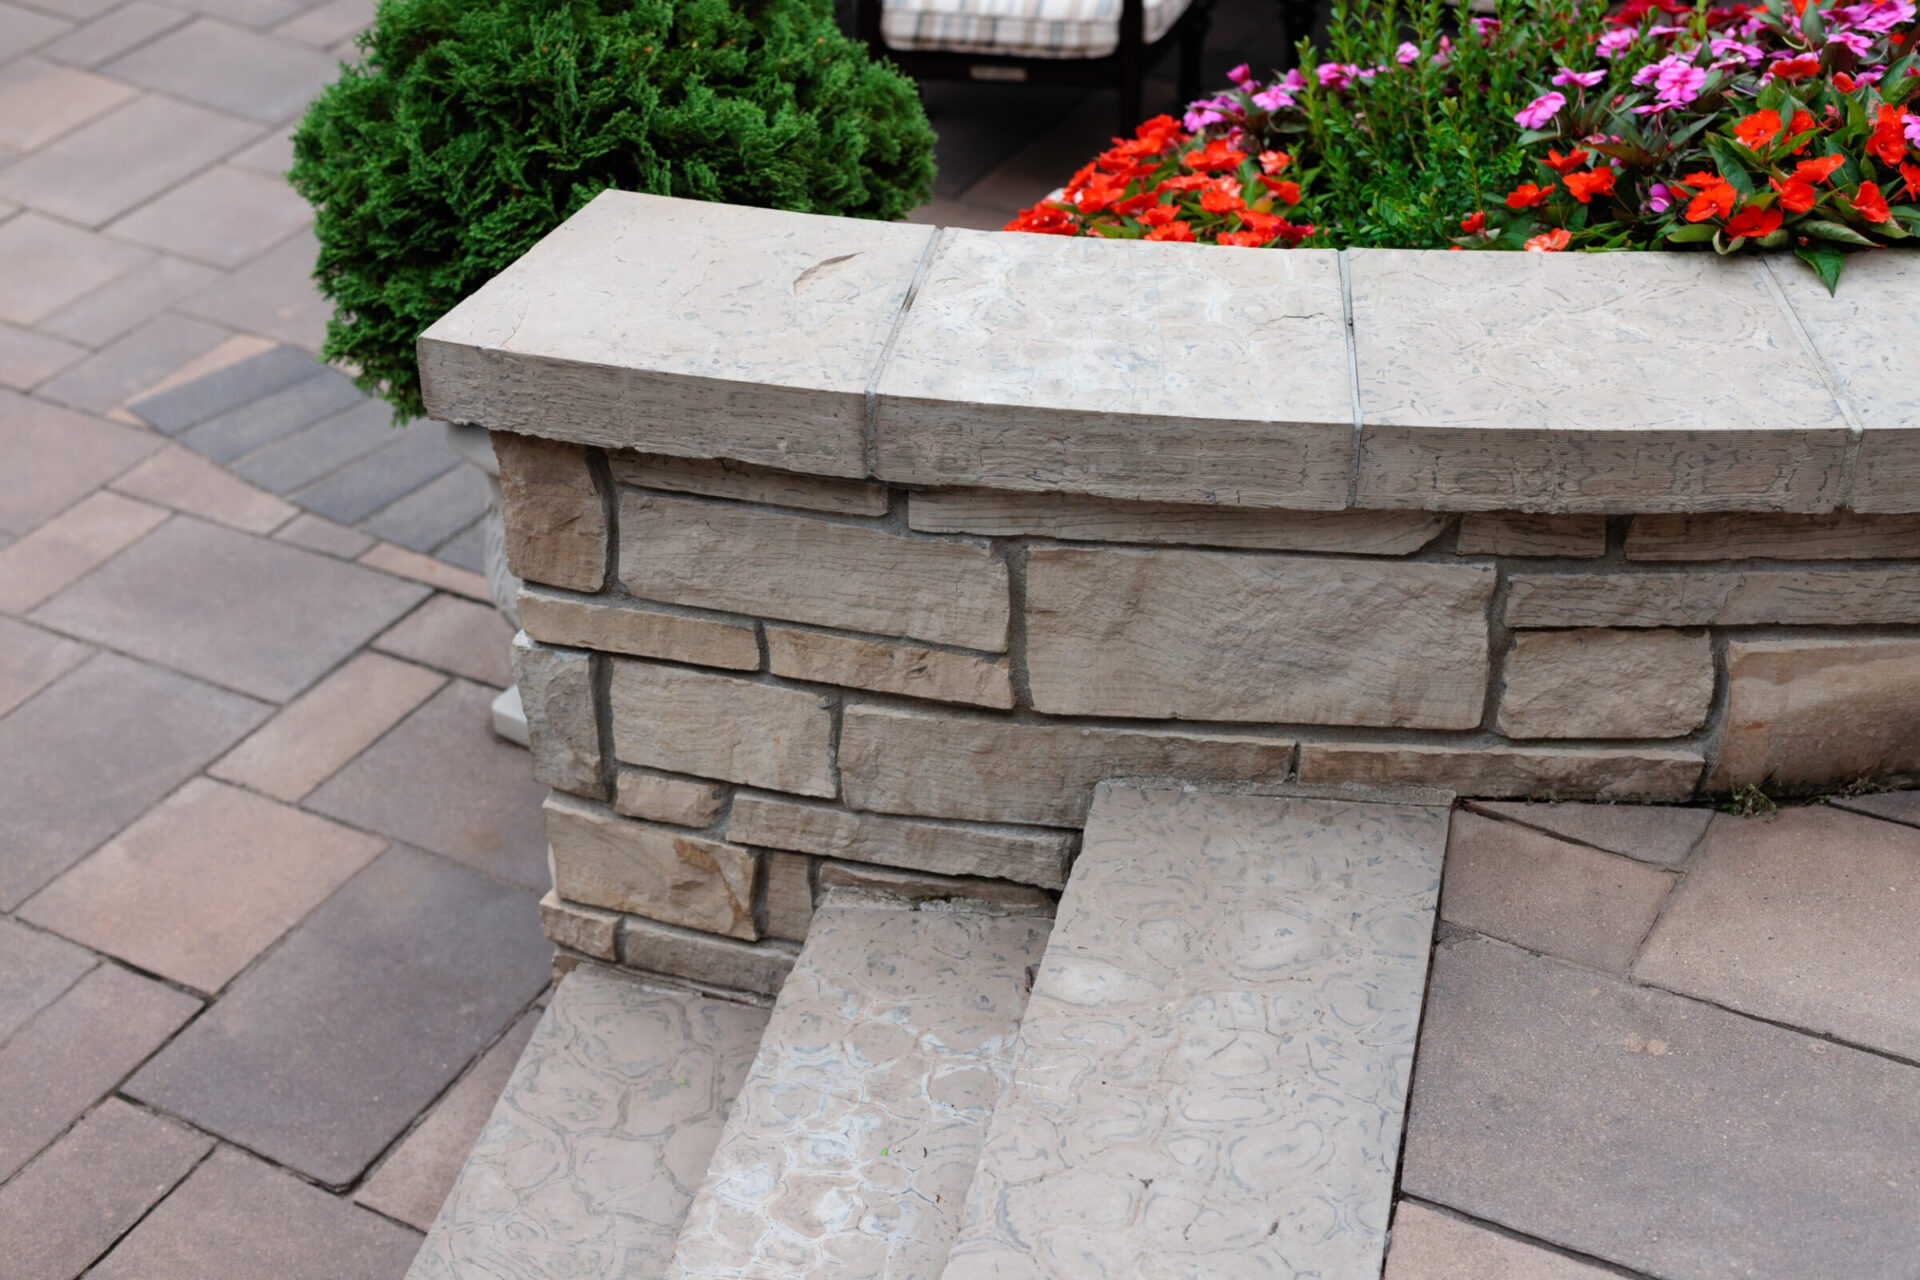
[1828,30,1874,56]
[1514,91,1567,128]
[1836,0,1915,31]
[1281,68,1307,93]
[1182,107,1225,131]
[1227,62,1253,86]
[1396,41,1421,64]
[1553,66,1606,86]
[1316,62,1361,88]
[1655,61,1708,104]
[1648,182,1673,213]
[1250,86,1294,111]
[1907,113,1920,146]
[1597,28,1637,58]
[1709,37,1765,64]
[1631,101,1681,116]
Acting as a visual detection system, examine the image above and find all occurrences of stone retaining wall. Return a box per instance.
[421,191,1920,993]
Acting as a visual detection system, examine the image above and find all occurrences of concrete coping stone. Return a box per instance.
[420,190,1916,514]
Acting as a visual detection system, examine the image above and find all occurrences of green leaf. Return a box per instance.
[1798,1,1824,44]
[1704,137,1758,198]
[1795,242,1846,294]
[1665,222,1718,243]
[1800,218,1876,245]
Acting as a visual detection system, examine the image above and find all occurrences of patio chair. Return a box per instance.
[854,0,1218,131]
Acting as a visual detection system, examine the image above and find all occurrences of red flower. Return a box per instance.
[1849,180,1892,223]
[1524,228,1572,252]
[1217,229,1273,247]
[1136,203,1179,227]
[1834,71,1859,92]
[1259,176,1302,204]
[1903,161,1920,201]
[1146,220,1196,242]
[1543,147,1592,174]
[1183,138,1248,172]
[1506,181,1555,208]
[1004,203,1078,235]
[1734,110,1781,150]
[1563,166,1616,204]
[1258,150,1292,175]
[1155,173,1209,195]
[1870,105,1910,168]
[1199,177,1246,214]
[1792,154,1846,185]
[1460,210,1487,234]
[1682,178,1737,222]
[1072,172,1128,214]
[1786,109,1818,153]
[1770,175,1817,213]
[1725,204,1782,238]
[1767,55,1821,82]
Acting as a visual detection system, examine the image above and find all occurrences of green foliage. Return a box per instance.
[290,0,936,419]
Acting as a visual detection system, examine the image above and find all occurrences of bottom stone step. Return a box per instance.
[941,782,1451,1280]
[406,964,768,1280]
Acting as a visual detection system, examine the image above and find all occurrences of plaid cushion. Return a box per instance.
[881,0,1191,58]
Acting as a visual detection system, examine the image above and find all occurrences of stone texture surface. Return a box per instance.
[818,861,1052,910]
[540,892,621,961]
[1636,807,1920,1060]
[0,97,260,226]
[0,57,134,152]
[0,489,167,614]
[0,215,152,325]
[1299,742,1704,801]
[493,433,607,592]
[420,193,935,475]
[126,846,551,1187]
[611,451,890,516]
[0,1098,213,1280]
[105,164,309,268]
[729,793,1073,889]
[1383,1202,1621,1280]
[0,915,94,1043]
[766,624,1013,709]
[1465,800,1711,867]
[762,851,814,941]
[512,633,605,799]
[1625,511,1920,560]
[946,785,1447,1280]
[610,660,836,798]
[1440,809,1673,973]
[1402,932,1920,1279]
[1504,566,1920,628]
[1350,251,1849,512]
[1712,637,1920,790]
[876,234,1354,508]
[19,777,385,992]
[619,916,799,998]
[1455,513,1606,558]
[546,794,759,940]
[110,443,297,534]
[617,769,728,828]
[0,615,89,716]
[621,492,1009,651]
[670,902,1050,1279]
[103,18,336,123]
[909,488,1447,553]
[0,390,158,535]
[1835,790,1920,830]
[1496,628,1713,740]
[840,705,1296,825]
[374,593,515,687]
[1025,547,1493,727]
[406,966,768,1280]
[519,587,761,671]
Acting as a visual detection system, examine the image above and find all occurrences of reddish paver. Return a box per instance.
[109,443,297,535]
[0,915,94,1042]
[372,593,516,688]
[0,616,89,716]
[0,490,168,614]
[1466,798,1712,867]
[1384,1202,1620,1280]
[0,390,158,535]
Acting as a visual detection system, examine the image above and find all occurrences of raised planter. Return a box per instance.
[421,190,1920,991]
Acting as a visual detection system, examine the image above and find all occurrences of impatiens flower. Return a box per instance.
[1906,113,1920,147]
[1281,68,1307,93]
[1597,28,1638,57]
[1183,138,1247,172]
[1396,41,1421,64]
[1155,173,1209,194]
[1654,61,1708,104]
[1543,147,1592,174]
[1904,161,1920,199]
[1725,204,1782,238]
[1182,107,1225,131]
[1258,150,1291,175]
[1460,210,1487,233]
[1524,228,1572,251]
[1793,154,1847,184]
[1734,109,1782,149]
[1217,229,1272,247]
[1771,175,1818,212]
[1710,37,1765,63]
[1828,30,1873,56]
[1136,203,1179,226]
[1563,165,1617,203]
[1317,62,1361,88]
[1849,180,1892,221]
[1553,67,1606,86]
[1199,177,1246,213]
[1649,182,1673,212]
[1834,71,1861,92]
[1250,87,1295,111]
[1787,109,1819,151]
[1870,104,1910,166]
[1260,176,1302,203]
[1767,54,1822,80]
[1506,181,1555,208]
[1682,172,1738,221]
[1145,220,1196,242]
[1227,62,1253,86]
[1004,203,1077,235]
[1514,92,1567,129]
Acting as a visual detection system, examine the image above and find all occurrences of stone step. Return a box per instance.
[405,964,769,1280]
[940,782,1452,1280]
[667,899,1052,1279]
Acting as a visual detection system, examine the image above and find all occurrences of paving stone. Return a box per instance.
[1299,741,1704,802]
[0,56,135,150]
[291,421,461,523]
[355,1008,540,1232]
[0,490,169,615]
[208,649,445,801]
[360,540,493,602]
[610,660,836,798]
[1710,637,1920,790]
[305,679,552,889]
[540,892,620,960]
[178,369,365,462]
[512,633,604,798]
[0,3,70,58]
[0,916,94,1043]
[946,786,1445,1280]
[762,851,813,940]
[0,96,260,226]
[1504,566,1920,628]
[105,17,337,122]
[89,1146,422,1280]
[1455,513,1607,558]
[0,652,264,909]
[615,769,727,827]
[1496,627,1713,739]
[126,846,550,1186]
[272,0,370,45]
[1636,807,1920,1060]
[816,860,1049,910]
[360,461,490,552]
[1834,790,1920,831]
[728,793,1074,889]
[272,509,374,559]
[494,433,607,592]
[1383,1202,1620,1280]
[610,450,890,516]
[1402,932,1920,1280]
[0,1098,213,1280]
[38,314,231,413]
[375,594,514,687]
[518,588,761,671]
[39,255,220,346]
[546,794,758,938]
[1464,799,1712,867]
[618,914,798,996]
[0,212,150,324]
[39,1,193,66]
[1440,809,1673,973]
[109,443,296,534]
[33,515,426,700]
[174,226,329,349]
[21,777,387,992]
[227,121,295,174]
[0,391,159,536]
[0,963,200,1182]
[13,0,122,19]
[766,624,1014,708]
[430,518,486,572]
[163,0,301,25]
[1027,546,1493,727]
[405,967,768,1280]
[106,165,310,268]
[128,342,323,433]
[0,320,85,389]
[1625,511,1920,560]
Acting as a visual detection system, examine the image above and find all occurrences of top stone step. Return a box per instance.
[940,782,1451,1280]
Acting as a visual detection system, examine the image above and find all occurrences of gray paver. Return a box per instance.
[38,1,192,67]
[0,963,201,1182]
[129,342,327,433]
[0,617,91,716]
[105,17,336,122]
[1383,1202,1622,1280]
[37,253,220,346]
[1465,799,1712,868]
[306,679,553,889]
[163,0,303,26]
[37,314,231,413]
[0,56,135,150]
[1402,932,1920,1280]
[432,518,486,572]
[88,1146,423,1280]
[105,165,311,268]
[0,652,265,910]
[0,916,94,1042]
[0,319,83,389]
[227,122,294,175]
[0,391,159,535]
[361,462,490,552]
[272,0,371,46]
[178,369,365,462]
[1834,790,1920,831]
[31,515,427,702]
[0,211,149,324]
[226,395,393,488]
[175,226,330,349]
[0,1098,213,1280]
[290,421,461,523]
[1635,807,1920,1061]
[272,509,375,560]
[125,845,551,1187]
[0,3,68,59]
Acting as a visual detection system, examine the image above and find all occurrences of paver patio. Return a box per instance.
[2,0,1919,1275]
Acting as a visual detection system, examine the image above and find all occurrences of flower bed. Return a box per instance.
[1009,0,1918,286]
